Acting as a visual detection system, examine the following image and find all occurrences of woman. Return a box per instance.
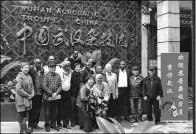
[92,74,110,119]
[76,77,95,132]
[15,62,34,134]
[70,63,81,127]
[105,63,118,118]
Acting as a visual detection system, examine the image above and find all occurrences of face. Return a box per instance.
[120,61,126,70]
[49,67,56,73]
[49,56,55,62]
[97,76,103,83]
[75,64,81,72]
[87,79,94,87]
[132,70,139,75]
[106,65,112,73]
[21,64,29,74]
[64,64,71,71]
[148,69,155,76]
[35,59,42,70]
[73,51,78,59]
[96,66,102,74]
[86,62,92,69]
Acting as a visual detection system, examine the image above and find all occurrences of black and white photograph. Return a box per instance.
[0,0,195,133]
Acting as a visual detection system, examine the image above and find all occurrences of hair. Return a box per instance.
[21,62,29,69]
[105,63,112,70]
[34,58,42,63]
[95,74,103,81]
[74,63,81,69]
[87,76,95,82]
[120,60,126,64]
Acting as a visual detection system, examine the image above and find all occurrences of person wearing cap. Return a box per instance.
[42,61,62,132]
[142,66,163,125]
[129,66,143,123]
[43,56,57,75]
[28,58,44,132]
[55,60,72,129]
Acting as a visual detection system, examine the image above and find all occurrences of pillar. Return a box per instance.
[157,1,180,77]
[141,15,148,77]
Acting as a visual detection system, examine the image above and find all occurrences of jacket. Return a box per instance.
[28,66,44,95]
[114,69,131,88]
[42,72,62,101]
[142,75,163,98]
[80,68,94,84]
[68,56,82,70]
[15,72,34,112]
[70,71,81,97]
[129,74,143,97]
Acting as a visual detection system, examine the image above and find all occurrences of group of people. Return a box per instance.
[13,50,163,134]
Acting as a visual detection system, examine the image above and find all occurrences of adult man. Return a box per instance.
[67,51,82,70]
[80,61,95,86]
[92,65,106,82]
[142,66,163,125]
[42,61,62,132]
[56,61,72,129]
[43,56,56,75]
[114,60,131,122]
[129,66,143,122]
[28,58,44,132]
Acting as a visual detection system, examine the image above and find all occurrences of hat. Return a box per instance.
[132,66,139,70]
[48,61,56,68]
[148,66,155,70]
[61,60,71,67]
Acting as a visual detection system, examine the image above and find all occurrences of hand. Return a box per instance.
[156,95,160,100]
[28,95,32,99]
[143,96,147,100]
[115,93,118,99]
[52,93,57,98]
[113,94,116,99]
[7,81,13,86]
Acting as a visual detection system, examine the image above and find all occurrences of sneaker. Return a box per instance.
[57,124,63,129]
[45,127,50,132]
[50,126,59,131]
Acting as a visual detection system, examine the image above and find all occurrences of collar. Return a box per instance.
[147,75,157,80]
[119,69,126,73]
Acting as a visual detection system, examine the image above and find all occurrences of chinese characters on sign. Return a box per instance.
[161,53,188,121]
[17,25,129,48]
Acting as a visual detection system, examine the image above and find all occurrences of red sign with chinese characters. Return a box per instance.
[161,53,188,121]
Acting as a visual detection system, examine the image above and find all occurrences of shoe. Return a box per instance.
[125,116,131,122]
[137,118,142,123]
[45,127,50,132]
[20,130,27,134]
[71,122,75,127]
[57,124,63,129]
[147,118,153,121]
[25,128,32,134]
[50,126,59,131]
[33,125,42,129]
[155,121,161,125]
[117,117,121,122]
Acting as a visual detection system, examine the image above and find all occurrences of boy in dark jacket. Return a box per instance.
[142,66,163,125]
[129,66,143,122]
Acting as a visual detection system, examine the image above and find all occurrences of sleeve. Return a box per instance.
[55,75,62,95]
[80,86,88,102]
[115,75,118,95]
[15,77,31,98]
[30,77,35,97]
[158,78,163,97]
[80,70,86,85]
[142,78,147,97]
[103,83,110,101]
[42,75,53,96]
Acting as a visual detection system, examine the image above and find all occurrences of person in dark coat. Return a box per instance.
[114,60,131,122]
[28,58,44,132]
[142,66,163,125]
[70,63,82,127]
[76,77,95,132]
[80,61,95,86]
[15,62,34,134]
[129,66,143,123]
[67,51,82,70]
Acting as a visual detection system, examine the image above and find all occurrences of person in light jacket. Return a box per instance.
[15,62,34,134]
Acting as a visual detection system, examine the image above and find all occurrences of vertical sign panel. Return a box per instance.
[161,53,188,121]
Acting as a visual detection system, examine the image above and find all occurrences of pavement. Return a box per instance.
[1,119,193,133]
